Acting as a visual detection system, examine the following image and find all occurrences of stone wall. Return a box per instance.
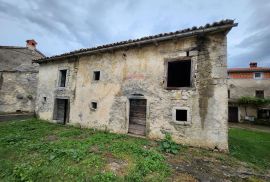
[0,71,38,113]
[0,47,43,113]
[36,32,229,151]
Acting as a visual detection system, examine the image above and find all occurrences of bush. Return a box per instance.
[159,133,180,154]
[238,96,270,106]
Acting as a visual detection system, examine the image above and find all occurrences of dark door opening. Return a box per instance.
[228,106,238,122]
[54,99,69,124]
[128,99,146,136]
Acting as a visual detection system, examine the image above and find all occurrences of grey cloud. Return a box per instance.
[0,0,269,67]
[229,0,270,67]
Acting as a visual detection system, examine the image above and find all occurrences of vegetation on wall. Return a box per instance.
[238,96,270,117]
[238,96,270,106]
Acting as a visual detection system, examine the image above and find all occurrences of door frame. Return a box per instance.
[228,106,239,122]
[127,94,149,136]
[53,97,70,124]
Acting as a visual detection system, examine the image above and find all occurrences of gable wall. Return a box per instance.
[36,32,228,151]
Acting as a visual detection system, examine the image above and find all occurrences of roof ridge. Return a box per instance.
[34,19,237,63]
[0,46,26,49]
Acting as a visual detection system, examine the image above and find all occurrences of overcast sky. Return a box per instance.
[0,0,269,67]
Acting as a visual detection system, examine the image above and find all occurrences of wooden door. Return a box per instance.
[128,99,146,136]
[55,99,69,124]
[228,106,238,122]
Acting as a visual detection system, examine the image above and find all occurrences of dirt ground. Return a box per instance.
[166,147,270,182]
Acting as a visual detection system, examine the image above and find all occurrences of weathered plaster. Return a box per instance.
[36,33,229,151]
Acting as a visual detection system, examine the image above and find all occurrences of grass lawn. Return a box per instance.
[0,119,269,181]
[0,119,169,181]
[229,127,270,169]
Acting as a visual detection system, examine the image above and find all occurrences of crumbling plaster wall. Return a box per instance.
[36,59,78,120]
[0,71,38,113]
[228,79,270,99]
[37,32,228,151]
[228,79,270,121]
[0,48,43,113]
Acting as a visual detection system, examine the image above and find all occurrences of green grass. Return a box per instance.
[1,119,269,181]
[229,128,270,169]
[0,119,170,181]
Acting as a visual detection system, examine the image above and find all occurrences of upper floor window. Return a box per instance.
[228,90,230,99]
[59,69,67,87]
[254,72,263,79]
[166,59,191,89]
[256,90,264,98]
[93,71,100,81]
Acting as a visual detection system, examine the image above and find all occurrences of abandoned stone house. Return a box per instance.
[228,62,270,123]
[0,40,45,113]
[34,20,237,151]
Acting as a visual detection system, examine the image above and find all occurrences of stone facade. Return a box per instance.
[0,41,44,113]
[35,21,236,151]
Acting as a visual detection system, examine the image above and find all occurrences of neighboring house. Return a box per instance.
[0,40,45,113]
[34,20,237,151]
[228,62,270,122]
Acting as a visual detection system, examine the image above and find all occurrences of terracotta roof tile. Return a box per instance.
[34,19,237,63]
[228,67,270,72]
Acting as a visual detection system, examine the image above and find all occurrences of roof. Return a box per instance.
[228,67,270,73]
[0,46,45,72]
[0,46,45,58]
[34,19,237,64]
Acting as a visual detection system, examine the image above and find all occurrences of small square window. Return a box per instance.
[254,72,263,79]
[256,90,264,98]
[91,102,97,110]
[176,109,187,121]
[93,71,100,81]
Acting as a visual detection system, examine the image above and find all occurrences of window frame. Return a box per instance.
[255,90,264,98]
[58,69,68,88]
[93,71,101,81]
[90,101,98,110]
[172,106,191,125]
[164,57,193,90]
[254,72,263,79]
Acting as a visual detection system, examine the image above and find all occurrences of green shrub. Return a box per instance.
[91,172,118,182]
[238,96,270,106]
[159,133,180,154]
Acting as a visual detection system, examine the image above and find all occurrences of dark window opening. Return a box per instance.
[228,90,230,99]
[91,102,97,109]
[256,90,264,98]
[167,60,191,88]
[176,109,187,121]
[258,109,270,119]
[0,73,3,90]
[59,70,67,87]
[43,97,47,102]
[254,72,262,79]
[16,110,22,113]
[93,71,100,81]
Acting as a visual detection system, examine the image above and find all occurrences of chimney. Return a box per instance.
[26,39,37,50]
[249,62,257,68]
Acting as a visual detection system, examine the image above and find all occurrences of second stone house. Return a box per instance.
[228,62,270,123]
[34,20,237,151]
